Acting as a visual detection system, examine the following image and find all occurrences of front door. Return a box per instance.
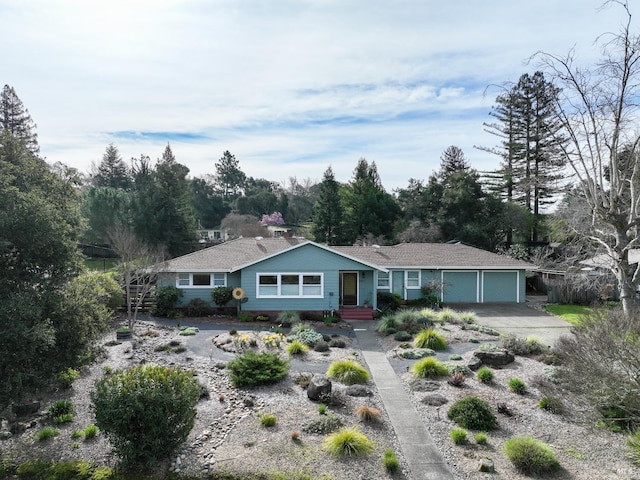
[342,272,358,306]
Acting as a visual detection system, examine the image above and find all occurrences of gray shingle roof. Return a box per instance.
[162,238,535,272]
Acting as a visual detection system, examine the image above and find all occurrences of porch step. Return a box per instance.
[339,308,375,321]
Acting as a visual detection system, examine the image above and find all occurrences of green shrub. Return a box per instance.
[317,404,328,415]
[356,405,382,423]
[459,311,478,324]
[437,308,460,324]
[152,286,183,316]
[323,428,375,457]
[448,354,462,360]
[52,413,74,424]
[537,396,564,414]
[394,330,413,342]
[91,364,200,466]
[382,448,400,473]
[376,315,401,334]
[504,437,560,474]
[291,321,314,334]
[414,328,447,350]
[313,341,330,352]
[476,367,494,384]
[50,399,74,417]
[286,340,309,356]
[451,428,468,445]
[211,286,233,307]
[418,308,440,323]
[227,351,290,387]
[83,424,99,439]
[474,432,488,445]
[57,368,80,389]
[399,348,434,359]
[292,329,324,347]
[37,427,59,441]
[302,415,343,434]
[377,292,402,313]
[259,413,277,427]
[71,429,84,439]
[628,429,640,464]
[179,326,199,336]
[445,363,471,376]
[411,357,449,379]
[326,359,370,385]
[508,377,527,395]
[329,339,346,348]
[16,459,107,479]
[502,335,548,356]
[184,298,213,317]
[447,396,497,431]
[277,310,300,327]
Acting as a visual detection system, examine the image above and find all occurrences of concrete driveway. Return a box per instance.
[453,301,574,348]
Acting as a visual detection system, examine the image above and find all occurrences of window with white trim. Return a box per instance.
[257,273,323,298]
[176,273,227,288]
[377,271,390,289]
[406,270,421,288]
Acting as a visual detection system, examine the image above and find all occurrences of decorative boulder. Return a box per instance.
[12,401,40,418]
[473,349,515,367]
[345,385,373,397]
[307,374,332,401]
[467,357,483,371]
[421,394,448,406]
[479,458,495,473]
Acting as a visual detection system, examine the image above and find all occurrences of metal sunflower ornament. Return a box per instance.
[232,287,247,315]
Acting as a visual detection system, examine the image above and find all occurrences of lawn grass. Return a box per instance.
[544,304,592,325]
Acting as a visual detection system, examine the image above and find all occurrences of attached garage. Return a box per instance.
[442,271,479,302]
[482,271,519,302]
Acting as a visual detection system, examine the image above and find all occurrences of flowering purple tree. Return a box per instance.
[260,212,285,226]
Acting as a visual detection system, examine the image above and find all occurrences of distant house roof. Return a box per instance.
[580,249,640,269]
[333,243,535,269]
[162,238,535,272]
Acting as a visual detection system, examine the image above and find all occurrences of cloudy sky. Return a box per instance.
[1,1,631,189]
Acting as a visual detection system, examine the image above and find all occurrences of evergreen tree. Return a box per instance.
[438,145,471,181]
[190,177,229,228]
[214,150,246,202]
[93,144,131,189]
[0,85,39,154]
[312,166,344,245]
[342,158,400,244]
[480,72,564,242]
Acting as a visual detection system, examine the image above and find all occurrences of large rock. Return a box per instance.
[473,349,515,367]
[345,385,372,397]
[307,374,332,401]
[12,401,40,418]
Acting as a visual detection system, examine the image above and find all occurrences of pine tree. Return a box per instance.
[312,166,344,245]
[0,85,39,154]
[214,150,246,202]
[438,145,471,181]
[93,144,131,189]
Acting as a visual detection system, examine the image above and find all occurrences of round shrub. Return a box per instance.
[211,286,233,307]
[382,448,400,473]
[414,328,447,350]
[504,437,560,474]
[152,286,183,317]
[394,330,413,342]
[411,357,449,379]
[328,339,346,348]
[314,340,330,352]
[474,432,488,445]
[323,427,375,457]
[91,364,200,466]
[183,298,213,317]
[227,351,290,387]
[259,413,277,427]
[508,377,527,395]
[277,310,300,327]
[476,367,494,384]
[451,427,468,445]
[537,396,564,414]
[447,396,497,431]
[326,359,370,385]
[294,329,324,347]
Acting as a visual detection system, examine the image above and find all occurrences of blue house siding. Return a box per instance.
[156,271,241,307]
[240,244,374,312]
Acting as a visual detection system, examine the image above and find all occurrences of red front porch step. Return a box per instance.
[338,307,375,320]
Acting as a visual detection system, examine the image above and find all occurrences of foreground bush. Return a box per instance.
[227,351,290,387]
[414,328,447,350]
[504,437,560,474]
[502,335,548,356]
[152,286,183,316]
[447,396,497,431]
[91,364,200,467]
[411,357,449,379]
[326,359,370,385]
[476,367,494,383]
[323,427,375,457]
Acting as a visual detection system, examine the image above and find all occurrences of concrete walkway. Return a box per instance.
[351,321,454,480]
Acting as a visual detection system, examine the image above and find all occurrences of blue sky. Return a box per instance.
[1,0,631,190]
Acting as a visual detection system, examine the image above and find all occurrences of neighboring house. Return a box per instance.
[158,237,535,318]
[196,228,230,243]
[266,225,292,237]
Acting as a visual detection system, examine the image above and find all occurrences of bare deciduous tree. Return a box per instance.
[108,225,166,329]
[537,1,640,316]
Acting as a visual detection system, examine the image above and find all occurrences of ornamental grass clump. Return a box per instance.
[411,357,449,379]
[451,428,468,445]
[37,427,59,441]
[259,413,277,427]
[357,405,382,423]
[447,396,497,431]
[376,315,401,334]
[459,311,478,324]
[504,437,560,474]
[508,377,527,395]
[476,367,494,384]
[382,448,400,473]
[326,359,370,385]
[286,339,309,356]
[227,351,290,387]
[414,328,447,350]
[437,307,460,324]
[323,428,375,457]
